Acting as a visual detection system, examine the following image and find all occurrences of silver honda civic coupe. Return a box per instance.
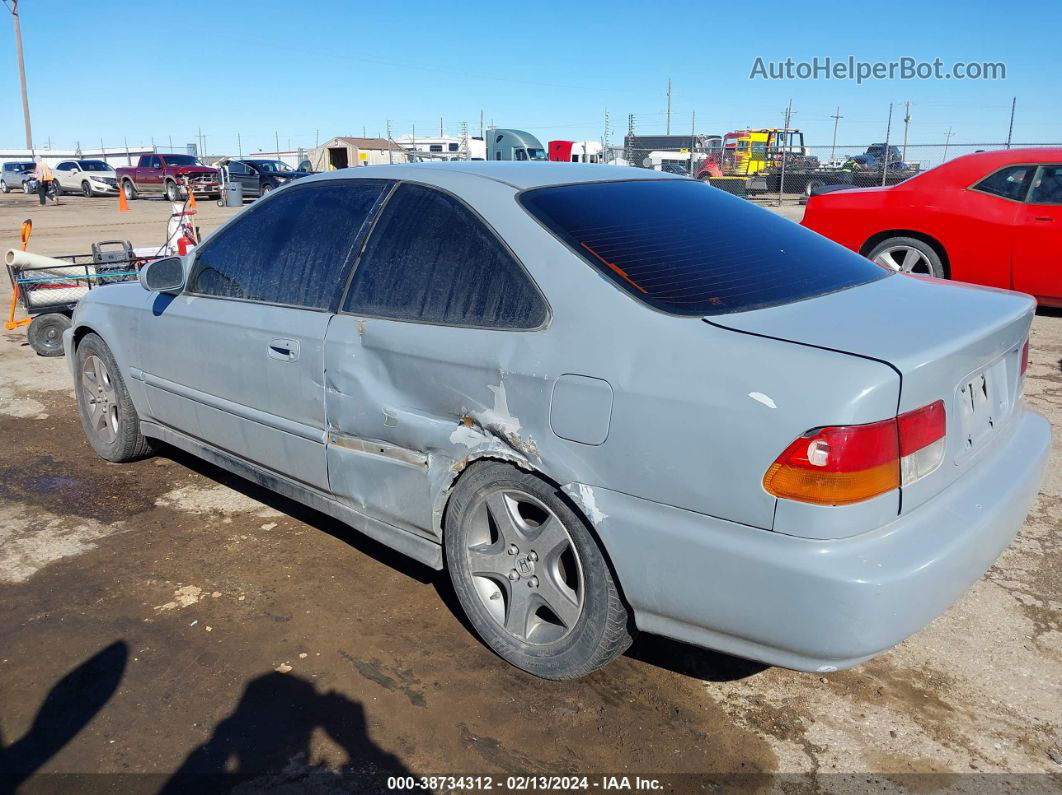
[65,163,1050,680]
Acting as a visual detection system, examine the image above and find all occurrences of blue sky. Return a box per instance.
[1,0,1058,156]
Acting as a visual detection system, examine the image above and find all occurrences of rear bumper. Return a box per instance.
[568,406,1050,672]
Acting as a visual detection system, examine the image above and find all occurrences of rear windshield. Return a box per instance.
[519,179,888,316]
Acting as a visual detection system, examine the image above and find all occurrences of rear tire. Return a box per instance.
[74,333,155,462]
[0,180,9,193]
[867,236,945,278]
[27,312,71,357]
[445,461,633,680]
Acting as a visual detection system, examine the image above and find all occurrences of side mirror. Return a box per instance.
[138,256,186,293]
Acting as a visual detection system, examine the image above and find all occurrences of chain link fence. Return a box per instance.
[618,134,1062,197]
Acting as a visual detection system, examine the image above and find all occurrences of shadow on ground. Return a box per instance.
[0,642,416,793]
[0,641,128,790]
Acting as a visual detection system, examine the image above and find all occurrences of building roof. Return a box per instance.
[327,137,404,151]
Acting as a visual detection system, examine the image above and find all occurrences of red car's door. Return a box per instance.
[1013,164,1062,304]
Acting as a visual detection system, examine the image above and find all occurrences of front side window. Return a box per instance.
[78,160,109,171]
[190,180,388,309]
[520,179,888,316]
[148,156,161,168]
[972,165,1032,201]
[227,161,248,175]
[56,162,74,171]
[1028,166,1062,204]
[343,183,546,329]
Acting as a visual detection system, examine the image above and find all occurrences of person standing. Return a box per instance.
[33,156,57,206]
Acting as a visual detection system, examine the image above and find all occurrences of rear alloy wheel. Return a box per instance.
[82,180,93,197]
[445,462,632,680]
[867,236,944,278]
[0,180,9,193]
[27,312,71,357]
[74,333,154,462]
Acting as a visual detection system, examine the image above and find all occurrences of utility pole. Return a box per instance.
[460,120,469,160]
[386,120,393,164]
[901,101,911,162]
[1005,96,1016,149]
[237,133,242,157]
[942,127,954,163]
[168,135,173,150]
[666,78,672,135]
[829,106,843,164]
[411,122,416,162]
[275,130,280,156]
[439,117,443,137]
[625,113,635,165]
[776,98,792,206]
[688,110,695,176]
[5,1,33,149]
[479,110,484,139]
[881,103,893,187]
[315,129,320,148]
[602,107,610,164]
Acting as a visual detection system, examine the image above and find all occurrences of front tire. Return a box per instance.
[445,462,633,680]
[82,180,93,197]
[74,333,155,462]
[27,312,70,357]
[867,236,945,278]
[261,182,275,195]
[165,180,183,202]
[122,180,137,200]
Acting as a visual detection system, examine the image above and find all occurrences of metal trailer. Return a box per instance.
[7,241,162,356]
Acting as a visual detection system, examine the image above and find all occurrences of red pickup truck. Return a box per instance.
[116,154,221,202]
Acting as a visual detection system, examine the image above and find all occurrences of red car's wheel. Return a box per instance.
[868,237,945,278]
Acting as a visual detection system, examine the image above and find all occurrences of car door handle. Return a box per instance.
[1033,216,1054,222]
[268,338,299,361]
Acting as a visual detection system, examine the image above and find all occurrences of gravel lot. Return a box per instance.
[1,189,1060,791]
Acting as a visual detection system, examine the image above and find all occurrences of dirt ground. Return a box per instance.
[1,189,1060,792]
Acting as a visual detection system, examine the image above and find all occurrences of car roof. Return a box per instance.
[921,147,1062,186]
[319,161,686,190]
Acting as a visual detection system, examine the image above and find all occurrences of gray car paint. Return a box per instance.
[65,162,1051,671]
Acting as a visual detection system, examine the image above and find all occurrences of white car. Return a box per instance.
[53,159,119,197]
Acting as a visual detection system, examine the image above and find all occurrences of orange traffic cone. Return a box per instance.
[186,188,197,210]
[118,187,129,212]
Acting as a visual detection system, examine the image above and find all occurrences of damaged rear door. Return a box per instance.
[324,182,550,539]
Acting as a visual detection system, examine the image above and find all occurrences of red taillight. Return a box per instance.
[764,401,946,506]
[1020,339,1030,377]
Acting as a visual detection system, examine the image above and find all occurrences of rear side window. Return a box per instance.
[972,166,1032,200]
[190,180,387,309]
[343,183,547,329]
[519,179,887,316]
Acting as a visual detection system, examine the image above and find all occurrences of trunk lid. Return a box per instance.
[708,273,1034,514]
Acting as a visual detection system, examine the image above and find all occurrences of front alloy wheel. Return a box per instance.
[81,353,120,445]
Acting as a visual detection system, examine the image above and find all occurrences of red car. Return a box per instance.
[802,148,1062,307]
